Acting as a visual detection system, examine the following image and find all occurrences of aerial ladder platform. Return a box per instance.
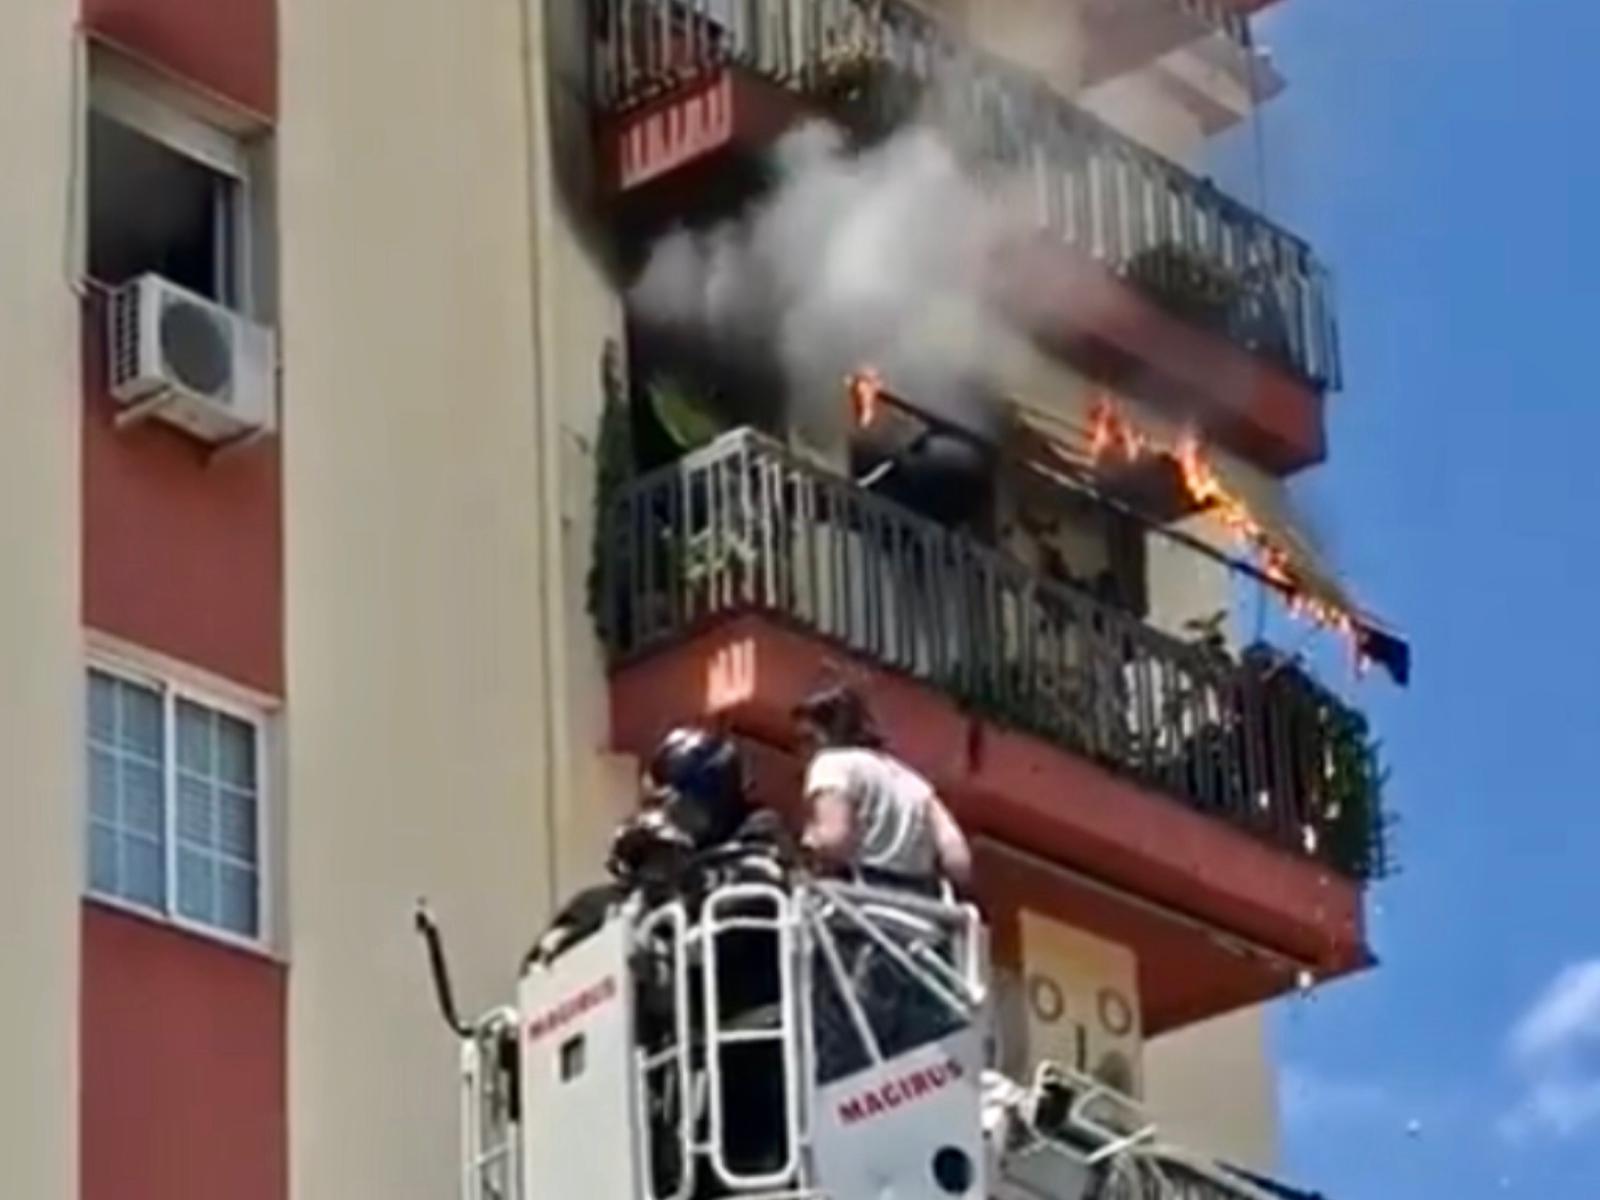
[418,840,1295,1200]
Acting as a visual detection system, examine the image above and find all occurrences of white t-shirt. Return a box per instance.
[803,748,940,878]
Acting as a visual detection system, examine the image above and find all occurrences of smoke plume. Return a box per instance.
[628,121,1035,448]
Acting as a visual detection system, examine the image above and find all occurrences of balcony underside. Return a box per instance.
[1083,0,1211,84]
[1078,0,1279,101]
[609,614,1371,1034]
[993,231,1326,472]
[597,69,1327,473]
[598,69,805,196]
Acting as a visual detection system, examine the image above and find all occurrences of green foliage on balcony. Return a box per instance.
[1243,645,1392,881]
[648,375,727,452]
[587,348,636,635]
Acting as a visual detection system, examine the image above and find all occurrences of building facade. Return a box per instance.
[0,0,1388,1198]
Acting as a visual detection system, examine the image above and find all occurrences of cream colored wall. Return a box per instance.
[1144,1006,1280,1171]
[278,3,556,1199]
[1079,71,1208,164]
[1014,909,1144,1096]
[947,0,1225,165]
[963,0,1091,97]
[1155,44,1261,133]
[529,0,639,899]
[0,4,82,1197]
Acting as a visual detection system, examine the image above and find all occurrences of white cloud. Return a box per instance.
[1502,958,1600,1142]
[1509,960,1600,1063]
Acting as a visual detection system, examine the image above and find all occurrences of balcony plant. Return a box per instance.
[1240,643,1389,880]
[589,348,637,643]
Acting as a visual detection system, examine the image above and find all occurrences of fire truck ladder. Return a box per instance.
[460,1008,521,1200]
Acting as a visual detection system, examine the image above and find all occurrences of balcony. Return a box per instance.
[592,0,1340,472]
[599,430,1383,1030]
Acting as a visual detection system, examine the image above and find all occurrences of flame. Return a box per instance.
[1089,394,1149,463]
[848,368,884,429]
[1087,394,1364,652]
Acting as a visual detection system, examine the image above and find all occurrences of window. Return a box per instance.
[87,665,267,943]
[85,60,269,313]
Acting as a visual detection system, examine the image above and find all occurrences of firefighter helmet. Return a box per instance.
[644,726,747,844]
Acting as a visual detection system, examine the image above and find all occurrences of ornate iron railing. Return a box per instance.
[592,0,1340,390]
[598,431,1384,879]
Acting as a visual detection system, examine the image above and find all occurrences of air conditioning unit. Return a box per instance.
[1015,909,1145,1099]
[108,274,276,444]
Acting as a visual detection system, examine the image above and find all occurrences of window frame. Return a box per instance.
[84,53,268,318]
[84,651,275,954]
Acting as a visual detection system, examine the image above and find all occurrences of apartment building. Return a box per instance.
[0,0,1393,1197]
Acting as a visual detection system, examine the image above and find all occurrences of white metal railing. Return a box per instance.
[797,877,986,1088]
[1004,1064,1303,1200]
[460,1008,522,1200]
[635,902,695,1200]
[622,875,987,1196]
[699,883,805,1191]
[593,0,1253,108]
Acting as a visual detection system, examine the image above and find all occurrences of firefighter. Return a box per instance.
[792,684,972,895]
[527,725,772,967]
[636,726,751,853]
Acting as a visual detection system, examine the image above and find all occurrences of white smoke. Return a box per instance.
[629,121,1031,445]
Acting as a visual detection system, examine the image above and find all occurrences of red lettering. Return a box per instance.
[527,976,617,1043]
[834,1059,965,1125]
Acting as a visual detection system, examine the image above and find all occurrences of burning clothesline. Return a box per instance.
[842,370,1408,684]
[1089,394,1380,673]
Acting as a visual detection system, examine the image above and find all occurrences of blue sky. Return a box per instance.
[1211,1,1600,1195]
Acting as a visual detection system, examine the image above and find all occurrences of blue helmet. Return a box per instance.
[645,727,747,847]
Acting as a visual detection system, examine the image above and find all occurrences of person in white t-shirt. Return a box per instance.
[792,684,972,892]
[793,685,973,1079]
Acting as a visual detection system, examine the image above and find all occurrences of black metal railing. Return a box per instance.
[598,431,1385,880]
[591,0,1340,390]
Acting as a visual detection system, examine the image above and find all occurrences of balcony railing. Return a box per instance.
[598,431,1385,880]
[592,0,1340,390]
[1192,0,1254,51]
